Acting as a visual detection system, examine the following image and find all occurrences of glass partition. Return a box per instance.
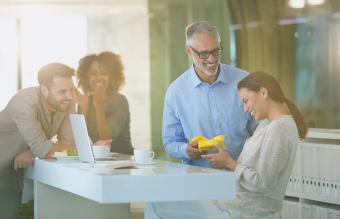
[228,0,340,129]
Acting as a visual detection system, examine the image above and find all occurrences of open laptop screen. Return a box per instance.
[69,114,95,164]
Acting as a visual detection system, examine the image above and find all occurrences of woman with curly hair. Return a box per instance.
[76,51,133,155]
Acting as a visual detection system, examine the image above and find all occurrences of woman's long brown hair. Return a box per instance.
[238,71,308,139]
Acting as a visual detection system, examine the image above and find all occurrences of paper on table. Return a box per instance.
[91,160,134,168]
[109,162,135,169]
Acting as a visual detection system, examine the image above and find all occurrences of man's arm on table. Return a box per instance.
[47,115,76,158]
[10,98,75,166]
[14,141,74,171]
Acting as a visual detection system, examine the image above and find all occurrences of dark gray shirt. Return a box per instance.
[84,93,133,155]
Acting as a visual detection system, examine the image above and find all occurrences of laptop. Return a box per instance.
[69,114,127,164]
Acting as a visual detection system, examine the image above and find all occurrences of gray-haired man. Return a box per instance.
[162,20,256,168]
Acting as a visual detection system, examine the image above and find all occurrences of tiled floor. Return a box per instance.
[131,203,145,219]
[131,211,144,219]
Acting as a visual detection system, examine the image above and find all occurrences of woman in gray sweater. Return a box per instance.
[145,72,308,219]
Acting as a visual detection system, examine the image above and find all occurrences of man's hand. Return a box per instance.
[187,140,204,160]
[14,149,34,171]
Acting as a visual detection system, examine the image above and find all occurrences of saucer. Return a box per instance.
[134,161,156,165]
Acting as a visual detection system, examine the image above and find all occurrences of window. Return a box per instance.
[0,17,17,110]
[0,3,151,148]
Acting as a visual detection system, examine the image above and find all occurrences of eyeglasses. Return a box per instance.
[189,46,222,59]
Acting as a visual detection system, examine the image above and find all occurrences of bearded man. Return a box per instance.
[0,63,76,218]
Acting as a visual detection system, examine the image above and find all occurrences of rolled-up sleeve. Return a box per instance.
[162,89,189,160]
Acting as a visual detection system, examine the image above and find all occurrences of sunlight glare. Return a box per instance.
[21,15,87,88]
[306,0,325,6]
[0,17,17,110]
[288,0,306,8]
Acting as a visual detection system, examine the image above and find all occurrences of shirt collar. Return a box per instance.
[189,64,227,88]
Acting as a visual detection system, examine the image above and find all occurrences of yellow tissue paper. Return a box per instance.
[189,135,226,151]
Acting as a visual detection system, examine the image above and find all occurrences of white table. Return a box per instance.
[31,157,235,219]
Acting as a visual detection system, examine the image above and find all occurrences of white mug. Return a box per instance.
[134,148,155,164]
[92,145,110,158]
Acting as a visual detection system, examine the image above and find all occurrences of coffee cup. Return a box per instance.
[133,148,155,164]
[93,145,110,158]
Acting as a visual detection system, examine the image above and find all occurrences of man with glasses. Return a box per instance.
[162,21,257,168]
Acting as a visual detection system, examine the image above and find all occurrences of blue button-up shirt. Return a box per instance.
[162,64,257,167]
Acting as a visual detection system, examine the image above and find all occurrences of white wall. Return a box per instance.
[86,4,151,149]
[0,1,151,149]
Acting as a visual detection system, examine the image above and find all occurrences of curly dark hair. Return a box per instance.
[77,51,125,93]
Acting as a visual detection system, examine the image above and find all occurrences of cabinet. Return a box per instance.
[276,129,340,218]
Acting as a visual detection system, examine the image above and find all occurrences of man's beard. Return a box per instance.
[47,94,71,112]
[201,62,219,77]
[202,68,218,77]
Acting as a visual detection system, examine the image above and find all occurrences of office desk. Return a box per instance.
[32,158,235,219]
